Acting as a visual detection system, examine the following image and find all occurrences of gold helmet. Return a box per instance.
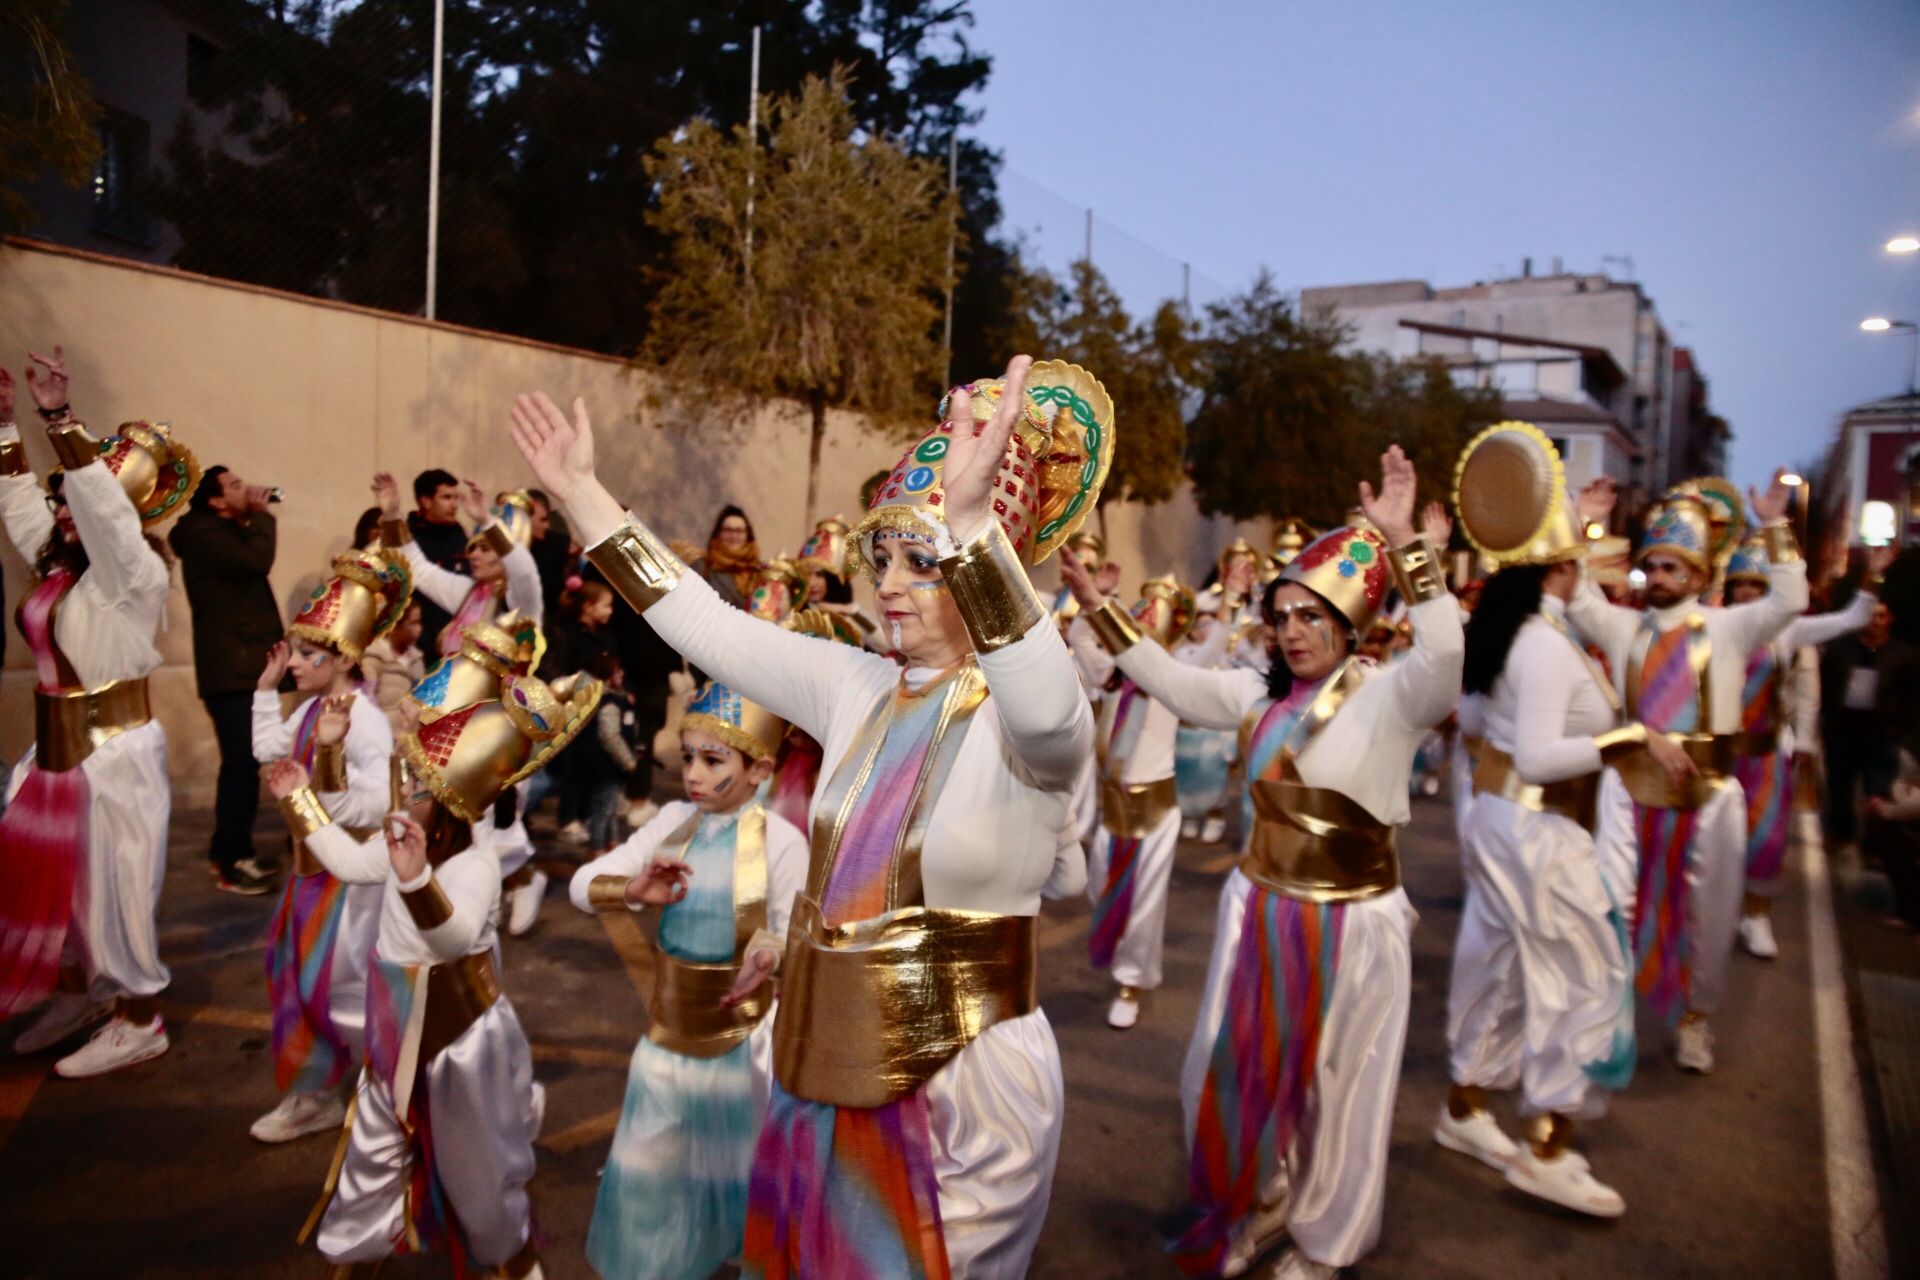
[1636,494,1714,576]
[1132,576,1198,649]
[53,420,202,529]
[1217,537,1261,587]
[1451,422,1585,569]
[796,516,853,578]
[403,672,602,823]
[682,681,790,762]
[1723,535,1770,586]
[406,610,544,723]
[1665,476,1744,568]
[1065,531,1107,570]
[749,557,806,623]
[850,359,1115,574]
[1270,518,1313,569]
[287,546,414,664]
[1278,525,1392,636]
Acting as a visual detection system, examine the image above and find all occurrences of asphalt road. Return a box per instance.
[0,794,1850,1279]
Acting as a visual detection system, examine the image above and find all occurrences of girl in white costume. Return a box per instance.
[509,355,1102,1279]
[569,681,807,1279]
[0,354,185,1078]
[1060,449,1459,1280]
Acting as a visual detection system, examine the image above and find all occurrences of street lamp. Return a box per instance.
[1888,236,1920,254]
[1862,317,1920,543]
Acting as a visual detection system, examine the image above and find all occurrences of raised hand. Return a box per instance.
[315,693,353,747]
[0,367,13,421]
[509,392,596,506]
[721,946,779,1008]
[371,472,401,520]
[1420,500,1453,549]
[257,640,292,691]
[938,355,1033,543]
[461,478,489,525]
[263,758,309,799]
[24,345,69,414]
[1057,546,1108,611]
[625,857,693,907]
[1749,469,1793,524]
[385,813,429,883]
[1357,444,1418,546]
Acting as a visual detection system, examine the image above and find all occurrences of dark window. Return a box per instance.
[91,108,153,246]
[1549,437,1570,459]
[186,34,224,101]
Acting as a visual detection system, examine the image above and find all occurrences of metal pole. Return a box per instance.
[1905,323,1917,545]
[1182,262,1191,314]
[1083,207,1092,264]
[941,133,957,389]
[424,0,445,320]
[745,24,760,276]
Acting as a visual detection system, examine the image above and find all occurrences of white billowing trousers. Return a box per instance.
[1085,806,1184,990]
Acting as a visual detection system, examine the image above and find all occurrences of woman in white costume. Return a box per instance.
[1060,448,1458,1280]
[0,353,187,1078]
[372,474,544,654]
[509,354,1104,1279]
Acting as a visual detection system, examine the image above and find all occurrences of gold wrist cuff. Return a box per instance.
[475,521,514,557]
[1594,723,1649,763]
[0,438,27,477]
[278,786,334,841]
[402,875,455,930]
[1389,535,1448,604]
[587,517,686,613]
[311,742,348,792]
[587,874,635,912]
[379,517,412,546]
[1086,597,1144,655]
[46,422,101,470]
[1760,519,1801,565]
[939,521,1046,655]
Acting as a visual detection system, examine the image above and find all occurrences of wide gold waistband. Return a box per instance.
[1472,744,1599,828]
[1100,775,1180,838]
[422,950,502,1063]
[773,898,1037,1108]
[1726,729,1779,759]
[1241,778,1398,903]
[648,948,771,1059]
[1611,733,1735,810]
[34,678,151,773]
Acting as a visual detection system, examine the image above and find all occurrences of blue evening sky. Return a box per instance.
[964,0,1920,493]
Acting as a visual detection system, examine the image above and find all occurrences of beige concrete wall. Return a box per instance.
[0,239,1258,806]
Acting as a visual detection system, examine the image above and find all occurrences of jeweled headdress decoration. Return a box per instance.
[57,421,202,528]
[287,546,414,664]
[1278,525,1391,636]
[681,681,789,762]
[1133,576,1198,649]
[1636,494,1713,575]
[1724,535,1770,586]
[796,516,852,578]
[406,610,544,722]
[402,672,602,823]
[1665,476,1745,568]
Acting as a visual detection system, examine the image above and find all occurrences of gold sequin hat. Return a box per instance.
[849,359,1116,574]
[52,420,202,528]
[1724,535,1770,585]
[287,546,414,664]
[402,672,602,823]
[749,557,806,623]
[1665,476,1745,568]
[406,610,544,723]
[468,491,535,552]
[1636,494,1714,575]
[1270,518,1313,568]
[1066,531,1107,569]
[1132,576,1198,649]
[1217,537,1261,585]
[682,681,789,762]
[1451,421,1586,569]
[1278,526,1392,636]
[796,516,852,577]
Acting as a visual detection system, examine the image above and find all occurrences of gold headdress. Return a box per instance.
[1132,576,1198,649]
[1066,531,1107,569]
[1636,494,1714,575]
[469,491,535,553]
[1664,477,1745,569]
[1270,518,1313,568]
[681,681,789,762]
[1451,421,1585,569]
[402,672,602,823]
[749,557,806,623]
[1217,537,1260,586]
[1279,526,1392,636]
[1724,535,1770,586]
[287,546,414,664]
[796,516,853,578]
[849,359,1115,574]
[783,607,872,648]
[51,420,201,529]
[405,610,544,722]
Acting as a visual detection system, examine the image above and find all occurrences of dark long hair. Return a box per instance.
[1463,564,1549,696]
[1260,576,1354,702]
[708,504,755,544]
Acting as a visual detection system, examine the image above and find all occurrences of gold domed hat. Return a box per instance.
[1132,576,1198,649]
[52,420,201,528]
[287,546,414,664]
[468,491,535,555]
[1636,494,1714,575]
[681,681,790,762]
[1666,476,1745,568]
[406,610,544,722]
[1451,421,1585,569]
[1270,518,1313,569]
[850,359,1115,574]
[1724,535,1770,586]
[1217,537,1261,586]
[1066,531,1107,570]
[796,516,852,578]
[1278,525,1392,636]
[403,672,602,823]
[749,557,806,623]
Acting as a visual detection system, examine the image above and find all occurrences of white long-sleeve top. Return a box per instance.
[1566,552,1807,734]
[1768,590,1877,746]
[251,690,395,830]
[607,552,1094,919]
[567,799,808,939]
[0,425,168,688]
[1066,614,1179,784]
[399,522,544,625]
[305,818,501,966]
[1111,593,1464,828]
[1482,598,1620,785]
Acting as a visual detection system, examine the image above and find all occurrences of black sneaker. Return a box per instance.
[215,859,275,896]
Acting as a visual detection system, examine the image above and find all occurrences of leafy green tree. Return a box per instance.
[1,0,100,232]
[639,70,956,526]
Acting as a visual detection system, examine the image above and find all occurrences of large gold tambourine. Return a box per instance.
[1451,421,1585,569]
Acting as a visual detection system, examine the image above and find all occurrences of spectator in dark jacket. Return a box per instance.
[406,468,469,641]
[168,466,283,894]
[1820,598,1906,852]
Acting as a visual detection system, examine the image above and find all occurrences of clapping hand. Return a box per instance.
[1358,444,1419,546]
[257,640,292,691]
[938,355,1033,544]
[315,693,353,747]
[264,758,310,799]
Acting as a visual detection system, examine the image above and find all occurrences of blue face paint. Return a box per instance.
[907,579,949,592]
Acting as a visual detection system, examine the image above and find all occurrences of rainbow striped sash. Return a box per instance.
[1634,624,1701,734]
[1631,804,1696,1023]
[1089,681,1152,967]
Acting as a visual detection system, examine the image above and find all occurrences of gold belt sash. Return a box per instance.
[34,677,151,773]
[1726,729,1779,759]
[421,950,502,1064]
[1610,733,1734,810]
[773,896,1037,1108]
[1471,744,1599,828]
[1100,775,1179,838]
[647,949,770,1058]
[1242,777,1398,903]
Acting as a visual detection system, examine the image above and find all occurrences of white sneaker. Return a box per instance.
[250,1091,347,1143]
[507,869,548,937]
[529,1081,547,1137]
[1266,1250,1339,1280]
[1505,1146,1625,1217]
[1201,816,1227,844]
[1107,989,1141,1030]
[1221,1190,1290,1278]
[1182,819,1201,839]
[557,821,589,846]
[53,1015,168,1079]
[1433,1104,1520,1170]
[1674,1017,1715,1074]
[1739,913,1778,959]
[13,995,109,1054]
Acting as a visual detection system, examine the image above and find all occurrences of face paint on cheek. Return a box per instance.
[890,621,903,649]
[710,774,733,797]
[906,579,948,592]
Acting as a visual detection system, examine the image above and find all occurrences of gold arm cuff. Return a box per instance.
[277,786,334,841]
[402,875,456,930]
[1086,597,1144,655]
[587,517,686,613]
[1760,520,1801,565]
[475,520,514,557]
[1388,534,1448,604]
[587,874,635,912]
[0,438,27,477]
[1593,723,1649,764]
[939,521,1047,655]
[46,422,101,470]
[311,742,348,792]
